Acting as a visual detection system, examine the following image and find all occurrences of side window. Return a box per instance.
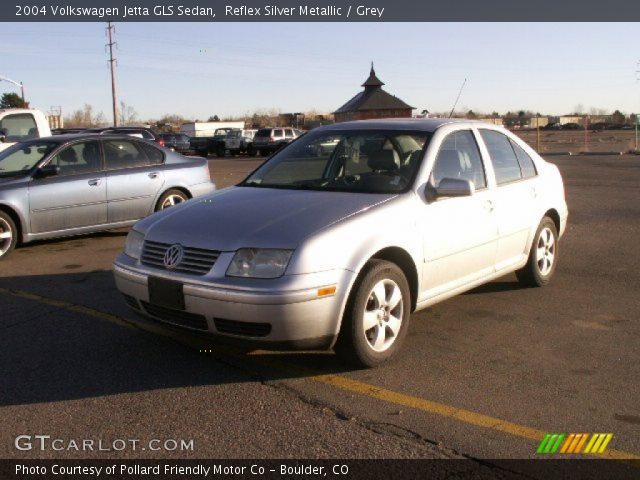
[432,130,487,189]
[103,140,151,170]
[140,143,164,165]
[273,129,284,138]
[0,113,38,142]
[49,141,102,176]
[284,129,293,138]
[509,139,537,179]
[479,130,522,185]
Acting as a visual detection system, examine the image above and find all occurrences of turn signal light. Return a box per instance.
[317,285,337,297]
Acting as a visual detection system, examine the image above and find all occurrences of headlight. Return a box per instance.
[124,229,145,260]
[226,249,293,279]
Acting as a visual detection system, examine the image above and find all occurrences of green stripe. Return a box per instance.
[550,433,566,453]
[537,433,552,454]
[544,434,559,453]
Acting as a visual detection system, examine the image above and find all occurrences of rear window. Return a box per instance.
[255,129,272,137]
[0,113,38,142]
[479,130,522,185]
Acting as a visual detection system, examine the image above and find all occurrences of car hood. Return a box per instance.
[143,186,397,251]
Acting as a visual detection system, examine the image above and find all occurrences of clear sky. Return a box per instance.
[2,22,638,121]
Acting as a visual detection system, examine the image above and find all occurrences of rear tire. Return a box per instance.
[0,211,17,261]
[516,217,559,287]
[156,189,189,212]
[335,260,411,368]
[247,145,257,156]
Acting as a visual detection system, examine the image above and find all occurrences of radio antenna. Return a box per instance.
[448,78,467,118]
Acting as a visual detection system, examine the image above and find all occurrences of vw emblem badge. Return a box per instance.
[163,244,184,270]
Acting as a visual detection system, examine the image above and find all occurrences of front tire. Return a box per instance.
[335,260,411,368]
[0,211,18,261]
[516,217,559,287]
[156,189,189,212]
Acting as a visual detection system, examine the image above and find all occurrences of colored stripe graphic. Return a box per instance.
[538,433,613,454]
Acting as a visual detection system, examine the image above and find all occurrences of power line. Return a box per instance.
[106,22,118,127]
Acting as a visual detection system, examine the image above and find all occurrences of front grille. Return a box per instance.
[141,240,220,275]
[122,294,140,310]
[141,301,209,331]
[214,318,271,337]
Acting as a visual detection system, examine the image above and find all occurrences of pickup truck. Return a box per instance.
[0,109,52,152]
[223,129,257,156]
[188,127,236,157]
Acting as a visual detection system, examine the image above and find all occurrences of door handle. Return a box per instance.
[148,172,159,179]
[88,179,101,186]
[531,187,538,198]
[485,200,494,212]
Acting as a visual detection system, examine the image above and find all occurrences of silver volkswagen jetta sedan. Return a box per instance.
[114,119,568,367]
[0,134,214,260]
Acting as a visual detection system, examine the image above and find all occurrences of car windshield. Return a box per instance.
[0,141,58,177]
[240,130,431,193]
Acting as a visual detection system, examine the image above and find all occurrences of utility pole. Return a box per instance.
[106,22,118,127]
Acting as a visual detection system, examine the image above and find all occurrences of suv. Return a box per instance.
[249,127,302,156]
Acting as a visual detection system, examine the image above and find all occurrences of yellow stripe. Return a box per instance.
[1,286,639,462]
[560,433,576,453]
[591,434,607,454]
[598,434,614,454]
[584,433,599,453]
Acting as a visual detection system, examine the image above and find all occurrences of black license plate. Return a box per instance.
[148,276,184,310]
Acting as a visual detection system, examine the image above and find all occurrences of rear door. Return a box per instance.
[104,139,165,222]
[29,140,107,233]
[478,129,539,271]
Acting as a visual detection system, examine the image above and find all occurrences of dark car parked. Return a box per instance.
[157,133,192,153]
[86,127,159,142]
[249,127,303,156]
[52,128,87,135]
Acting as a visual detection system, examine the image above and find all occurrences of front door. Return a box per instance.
[421,129,498,298]
[29,141,107,234]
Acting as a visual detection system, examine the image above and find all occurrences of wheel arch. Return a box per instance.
[370,247,419,312]
[543,208,561,233]
[154,186,193,210]
[0,203,25,245]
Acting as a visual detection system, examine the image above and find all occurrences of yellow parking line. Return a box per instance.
[1,286,639,461]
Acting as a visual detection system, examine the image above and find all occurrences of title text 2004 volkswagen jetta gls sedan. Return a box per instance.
[114,119,568,367]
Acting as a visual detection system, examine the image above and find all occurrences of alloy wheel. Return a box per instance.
[362,279,404,352]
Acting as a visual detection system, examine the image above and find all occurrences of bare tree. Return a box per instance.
[64,104,106,128]
[119,101,138,126]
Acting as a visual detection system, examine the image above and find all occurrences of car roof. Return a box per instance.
[319,117,489,133]
[32,133,155,143]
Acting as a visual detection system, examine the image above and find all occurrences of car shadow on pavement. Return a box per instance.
[463,278,530,295]
[0,270,355,408]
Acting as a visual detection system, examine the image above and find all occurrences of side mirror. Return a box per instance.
[430,178,475,198]
[35,164,61,179]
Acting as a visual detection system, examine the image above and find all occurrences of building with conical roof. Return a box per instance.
[334,64,414,123]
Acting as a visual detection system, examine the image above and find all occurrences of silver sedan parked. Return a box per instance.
[0,134,215,260]
[114,119,568,367]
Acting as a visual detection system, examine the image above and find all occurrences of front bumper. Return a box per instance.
[113,256,356,350]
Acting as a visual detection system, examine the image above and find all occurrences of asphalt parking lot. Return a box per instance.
[1,155,639,464]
